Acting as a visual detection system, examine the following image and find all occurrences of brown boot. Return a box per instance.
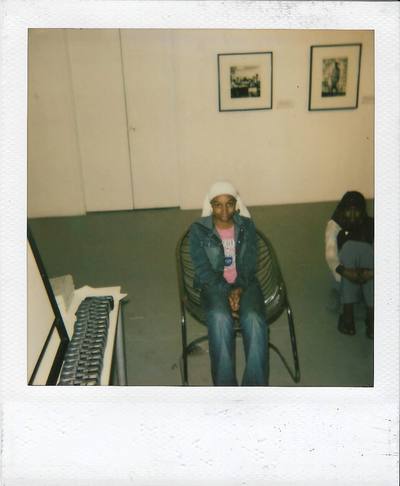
[338,314,355,335]
[338,304,355,335]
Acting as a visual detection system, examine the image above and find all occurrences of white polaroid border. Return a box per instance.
[0,2,399,485]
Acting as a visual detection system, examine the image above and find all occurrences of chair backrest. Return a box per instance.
[176,226,287,325]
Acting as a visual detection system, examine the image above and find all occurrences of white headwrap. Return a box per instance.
[201,181,251,218]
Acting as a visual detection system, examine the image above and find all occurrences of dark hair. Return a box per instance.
[332,191,367,226]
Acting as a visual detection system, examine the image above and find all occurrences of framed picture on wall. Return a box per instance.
[218,52,273,112]
[309,43,362,111]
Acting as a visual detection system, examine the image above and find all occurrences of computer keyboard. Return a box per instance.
[58,296,114,386]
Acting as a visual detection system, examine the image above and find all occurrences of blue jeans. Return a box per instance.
[339,240,374,307]
[200,284,269,386]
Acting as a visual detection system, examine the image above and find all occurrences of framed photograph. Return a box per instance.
[309,44,362,111]
[218,52,273,112]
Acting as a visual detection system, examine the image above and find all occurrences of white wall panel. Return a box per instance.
[67,29,134,212]
[121,30,179,209]
[173,29,374,210]
[28,29,86,218]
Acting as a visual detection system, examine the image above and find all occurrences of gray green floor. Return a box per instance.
[28,199,374,387]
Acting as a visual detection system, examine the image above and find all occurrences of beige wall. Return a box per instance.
[28,29,374,218]
[28,30,87,217]
[120,29,180,209]
[174,29,374,209]
[66,29,134,213]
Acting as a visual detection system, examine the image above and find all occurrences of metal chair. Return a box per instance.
[176,226,300,385]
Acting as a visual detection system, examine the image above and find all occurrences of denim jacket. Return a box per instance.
[189,213,259,295]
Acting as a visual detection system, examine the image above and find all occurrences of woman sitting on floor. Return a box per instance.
[325,191,374,339]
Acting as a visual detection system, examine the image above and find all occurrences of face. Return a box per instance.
[343,206,363,229]
[211,194,237,226]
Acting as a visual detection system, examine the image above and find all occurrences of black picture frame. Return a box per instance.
[309,43,362,111]
[218,52,273,112]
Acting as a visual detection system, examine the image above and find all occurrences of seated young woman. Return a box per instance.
[189,181,269,386]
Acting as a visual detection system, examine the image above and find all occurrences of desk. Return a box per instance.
[58,285,127,385]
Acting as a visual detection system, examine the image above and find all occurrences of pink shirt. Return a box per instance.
[217,226,237,283]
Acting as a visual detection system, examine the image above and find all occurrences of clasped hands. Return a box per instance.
[229,288,243,319]
[342,267,374,285]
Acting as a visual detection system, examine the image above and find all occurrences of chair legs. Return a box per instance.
[180,302,300,385]
[267,302,300,383]
[180,335,209,386]
[180,307,188,386]
[180,305,210,385]
[287,302,300,382]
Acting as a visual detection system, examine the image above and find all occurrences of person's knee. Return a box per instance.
[208,307,231,321]
[206,302,233,332]
[207,309,234,343]
[339,241,358,267]
[201,290,230,314]
[241,308,258,321]
[240,309,267,333]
